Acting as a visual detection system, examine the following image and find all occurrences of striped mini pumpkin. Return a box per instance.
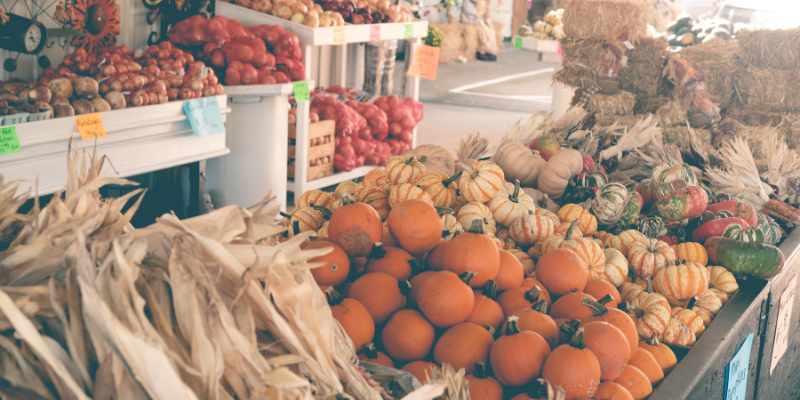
[670,307,705,337]
[691,289,723,326]
[509,210,555,246]
[628,292,671,340]
[591,183,629,225]
[670,242,708,266]
[486,180,536,227]
[540,221,605,280]
[554,221,583,239]
[416,171,461,208]
[335,181,357,199]
[603,248,629,287]
[627,239,676,279]
[317,221,330,238]
[507,248,535,275]
[705,266,739,295]
[388,183,432,208]
[457,202,496,234]
[601,230,647,257]
[296,189,334,209]
[620,279,646,303]
[364,168,389,184]
[653,260,709,307]
[557,203,598,235]
[385,156,426,184]
[457,160,505,203]
[452,194,468,214]
[535,208,561,226]
[661,318,696,346]
[441,213,463,240]
[288,207,325,236]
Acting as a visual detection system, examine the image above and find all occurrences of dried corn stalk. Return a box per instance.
[504,111,554,146]
[705,136,773,208]
[455,132,490,168]
[599,115,660,161]
[760,130,800,202]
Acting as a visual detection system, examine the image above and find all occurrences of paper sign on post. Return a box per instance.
[183,97,226,137]
[370,24,381,41]
[725,333,754,400]
[333,27,345,44]
[293,81,310,103]
[76,113,107,141]
[0,126,21,155]
[771,275,796,374]
[406,45,440,81]
[557,44,563,56]
[404,24,414,38]
[514,37,522,50]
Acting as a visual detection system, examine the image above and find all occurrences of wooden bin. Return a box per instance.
[288,120,336,181]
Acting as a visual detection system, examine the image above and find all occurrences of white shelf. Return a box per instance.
[217,2,428,46]
[287,164,374,192]
[0,96,230,197]
[222,82,297,96]
[515,36,561,54]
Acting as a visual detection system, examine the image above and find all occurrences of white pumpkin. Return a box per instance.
[493,139,547,187]
[486,181,536,227]
[522,187,560,213]
[537,148,584,198]
[404,144,456,176]
[457,202,496,234]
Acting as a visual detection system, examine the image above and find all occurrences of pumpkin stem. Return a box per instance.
[564,219,579,239]
[631,305,645,319]
[367,243,387,260]
[504,316,521,335]
[628,265,638,283]
[537,193,551,209]
[527,209,534,215]
[455,162,478,179]
[409,259,425,275]
[509,180,521,203]
[436,206,454,216]
[459,271,477,286]
[524,286,542,303]
[483,324,496,336]
[531,299,548,314]
[618,301,629,312]
[646,333,661,347]
[442,171,463,188]
[362,342,379,359]
[406,156,418,165]
[686,295,697,309]
[468,219,485,234]
[526,378,556,400]
[559,320,578,340]
[569,328,587,349]
[342,194,356,206]
[398,280,411,296]
[643,278,654,294]
[280,211,292,219]
[442,229,453,238]
[483,280,498,299]
[313,205,333,220]
[597,294,614,305]
[293,220,301,236]
[418,155,428,163]
[473,362,489,379]
[325,286,343,305]
[581,297,608,317]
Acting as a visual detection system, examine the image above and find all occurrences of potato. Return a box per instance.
[51,96,71,106]
[74,77,100,99]
[48,78,74,99]
[2,82,26,95]
[54,104,75,118]
[105,91,127,109]
[27,87,53,105]
[0,91,20,105]
[91,98,112,112]
[72,99,95,115]
[34,101,53,112]
[18,88,31,104]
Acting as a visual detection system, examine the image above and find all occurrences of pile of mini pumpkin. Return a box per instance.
[282,149,786,400]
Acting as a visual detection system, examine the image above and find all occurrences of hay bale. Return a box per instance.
[619,60,665,97]
[463,24,479,61]
[656,100,686,127]
[595,114,643,129]
[738,27,800,70]
[563,0,649,43]
[782,113,800,149]
[733,64,800,112]
[433,23,464,63]
[677,38,740,108]
[587,91,635,115]
[724,107,784,127]
[663,126,711,146]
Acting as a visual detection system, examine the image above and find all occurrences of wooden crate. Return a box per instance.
[287,120,336,181]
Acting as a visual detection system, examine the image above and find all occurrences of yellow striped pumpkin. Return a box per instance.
[599,230,647,257]
[705,266,739,295]
[388,183,432,208]
[628,292,671,339]
[486,180,536,227]
[360,188,390,219]
[692,289,723,325]
[670,242,708,266]
[602,248,629,287]
[557,203,598,235]
[416,171,462,208]
[535,208,561,226]
[457,202,496,234]
[509,210,555,246]
[653,260,709,307]
[554,221,583,239]
[296,189,334,209]
[335,181,357,199]
[627,239,676,279]
[709,288,730,305]
[670,307,705,337]
[457,160,505,203]
[661,318,696,346]
[317,221,329,238]
[441,213,463,240]
[288,207,325,237]
[364,168,388,183]
[385,155,426,184]
[507,247,536,275]
[620,278,646,303]
[540,220,605,280]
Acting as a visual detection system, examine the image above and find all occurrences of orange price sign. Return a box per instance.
[75,113,107,141]
[406,44,440,81]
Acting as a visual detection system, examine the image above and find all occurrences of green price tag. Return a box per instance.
[293,81,310,103]
[404,24,414,39]
[515,37,522,50]
[0,126,21,155]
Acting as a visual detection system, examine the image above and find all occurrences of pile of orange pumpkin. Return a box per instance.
[284,153,748,400]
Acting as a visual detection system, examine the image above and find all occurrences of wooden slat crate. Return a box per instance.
[287,120,336,181]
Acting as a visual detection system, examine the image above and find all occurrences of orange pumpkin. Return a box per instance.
[496,250,526,291]
[628,347,665,386]
[434,323,495,374]
[584,279,621,309]
[328,200,383,256]
[661,317,696,346]
[382,309,435,361]
[417,271,476,328]
[490,316,552,386]
[653,260,709,307]
[541,328,601,399]
[443,220,500,287]
[358,343,394,368]
[671,242,708,266]
[508,248,536,275]
[389,183,433,208]
[467,289,505,331]
[581,321,631,380]
[426,240,450,270]
[401,361,440,384]
[466,363,504,400]
[458,160,506,203]
[613,364,653,400]
[306,239,351,287]
[388,199,443,254]
[671,307,705,337]
[627,291,672,340]
[593,381,635,400]
[330,294,374,352]
[497,285,545,317]
[521,277,552,305]
[627,239,676,279]
[638,334,677,374]
[541,220,605,280]
[380,222,397,247]
[349,272,408,324]
[549,292,598,320]
[510,210,556,246]
[365,244,414,280]
[535,248,589,296]
[557,203,598,235]
[504,299,559,349]
[386,155,426,184]
[580,297,638,356]
[408,270,436,306]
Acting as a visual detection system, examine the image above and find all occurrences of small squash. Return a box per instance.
[550,292,598,320]
[388,199,443,254]
[670,242,708,265]
[628,347,664,386]
[706,265,739,295]
[490,316,552,386]
[613,364,653,400]
[349,272,409,324]
[466,363,504,400]
[584,279,622,309]
[497,285,547,316]
[661,318,696,346]
[554,221,583,238]
[425,240,450,270]
[504,299,559,349]
[627,291,672,340]
[508,247,536,275]
[487,180,536,227]
[593,381,635,400]
[603,248,630,287]
[408,270,436,306]
[389,183,433,208]
[524,187,560,213]
[335,181,357,199]
[538,148,584,198]
[496,250,526,291]
[494,138,546,187]
[557,203,598,235]
[365,244,415,280]
[404,144,456,175]
[510,210,556,246]
[638,334,677,374]
[467,289,505,331]
[402,361,441,385]
[535,248,589,296]
[580,321,631,380]
[722,223,766,243]
[458,160,506,203]
[417,271,476,328]
[653,260,709,306]
[328,199,383,256]
[382,309,436,361]
[457,201,497,235]
[385,155,426,184]
[521,277,553,305]
[628,239,676,279]
[671,307,705,337]
[441,213,463,240]
[653,186,708,223]
[692,289,723,325]
[637,216,665,239]
[580,297,639,356]
[296,189,335,209]
[434,323,495,374]
[541,328,602,399]
[591,183,630,226]
[330,292,374,352]
[541,220,605,280]
[536,208,562,226]
[358,343,394,368]
[417,171,462,208]
[444,220,501,287]
[306,239,351,287]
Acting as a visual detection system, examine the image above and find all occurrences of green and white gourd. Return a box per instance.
[638,216,666,239]
[652,161,698,186]
[756,213,781,245]
[591,183,629,225]
[723,223,766,243]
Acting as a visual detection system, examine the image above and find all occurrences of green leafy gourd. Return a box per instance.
[722,224,765,243]
[591,183,629,225]
[616,192,643,230]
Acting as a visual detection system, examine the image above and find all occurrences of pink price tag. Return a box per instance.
[370,25,381,41]
[557,44,563,56]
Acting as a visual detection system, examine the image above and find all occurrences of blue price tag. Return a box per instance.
[726,332,754,400]
[183,97,226,137]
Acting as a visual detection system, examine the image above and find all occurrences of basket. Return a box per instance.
[27,110,53,122]
[2,113,30,125]
[288,120,336,181]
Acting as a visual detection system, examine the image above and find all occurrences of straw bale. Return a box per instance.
[433,23,464,63]
[619,60,664,96]
[724,107,784,127]
[677,38,741,108]
[563,0,650,43]
[463,24,479,61]
[782,113,800,149]
[663,126,711,146]
[554,61,596,89]
[595,114,643,129]
[587,91,635,115]
[656,100,686,127]
[733,64,800,112]
[738,27,800,70]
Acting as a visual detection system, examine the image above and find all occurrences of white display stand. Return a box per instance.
[0,95,230,197]
[205,83,302,212]
[514,36,573,118]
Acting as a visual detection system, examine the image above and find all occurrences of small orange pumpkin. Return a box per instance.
[467,289,505,331]
[550,292,598,320]
[638,334,677,374]
[348,272,408,324]
[382,309,435,361]
[425,239,450,270]
[584,279,621,309]
[653,260,709,307]
[388,199,443,254]
[328,199,383,256]
[466,363,504,400]
[358,343,394,368]
[497,285,545,317]
[306,239,351,287]
[434,322,495,374]
[504,299,559,349]
[490,316,552,386]
[594,381,635,400]
[401,361,440,384]
[580,321,631,380]
[330,292,374,352]
[628,347,665,386]
[408,270,436,306]
[613,364,653,400]
[365,244,415,280]
[541,328,601,399]
[443,220,500,287]
[557,203,598,235]
[671,242,708,266]
[417,271,476,328]
[535,248,589,296]
[580,297,638,357]
[495,250,526,291]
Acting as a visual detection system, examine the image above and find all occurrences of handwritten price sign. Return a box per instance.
[0,126,21,156]
[406,44,440,81]
[183,97,226,137]
[771,275,796,373]
[726,332,754,400]
[76,113,107,141]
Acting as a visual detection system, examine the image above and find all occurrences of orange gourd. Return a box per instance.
[443,220,501,287]
[540,220,606,281]
[579,321,631,380]
[535,248,589,296]
[408,270,436,306]
[306,239,351,287]
[638,334,677,374]
[497,285,545,317]
[671,242,708,265]
[509,209,556,246]
[549,292,597,320]
[417,171,462,208]
[358,343,394,368]
[417,271,476,328]
[662,318,697,346]
[434,323,495,374]
[653,259,709,307]
[348,272,408,324]
[490,316,552,386]
[557,203,598,235]
[584,279,621,309]
[627,290,672,340]
[458,160,506,203]
[466,363,504,400]
[467,289,505,331]
[580,297,638,356]
[365,244,416,280]
[504,299,559,349]
[329,292,374,352]
[402,361,440,384]
[388,199,443,254]
[328,200,383,256]
[496,250,526,291]
[594,381,635,400]
[629,347,665,386]
[521,277,553,305]
[627,239,676,279]
[613,364,653,400]
[426,239,450,270]
[381,309,435,361]
[542,328,602,399]
[510,378,563,400]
